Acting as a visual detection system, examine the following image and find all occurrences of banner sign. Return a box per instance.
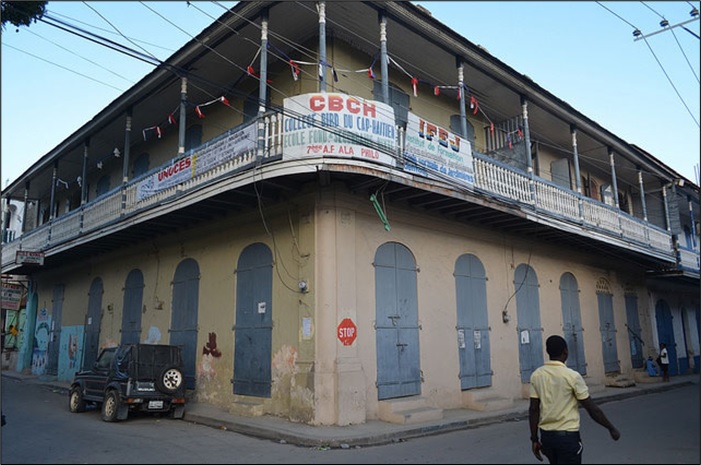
[403,112,474,188]
[15,250,44,266]
[136,124,256,201]
[1,283,22,310]
[283,93,397,166]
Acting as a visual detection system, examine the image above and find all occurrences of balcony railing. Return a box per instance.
[2,110,694,274]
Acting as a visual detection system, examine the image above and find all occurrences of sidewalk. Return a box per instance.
[2,369,698,448]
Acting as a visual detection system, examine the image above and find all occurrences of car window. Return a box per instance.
[96,349,116,369]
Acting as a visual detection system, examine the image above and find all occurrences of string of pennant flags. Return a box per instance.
[139,43,531,145]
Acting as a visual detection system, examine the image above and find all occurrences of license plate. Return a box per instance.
[148,400,164,409]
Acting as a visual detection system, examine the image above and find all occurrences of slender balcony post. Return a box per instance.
[49,161,58,221]
[1,197,8,243]
[318,1,327,93]
[257,9,269,161]
[571,124,583,221]
[662,182,672,233]
[520,96,535,203]
[81,139,89,206]
[121,109,132,214]
[608,147,620,209]
[22,181,29,234]
[379,12,389,105]
[178,77,188,154]
[457,60,468,139]
[688,194,698,250]
[637,166,648,222]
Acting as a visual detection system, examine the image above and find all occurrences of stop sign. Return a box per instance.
[337,318,357,346]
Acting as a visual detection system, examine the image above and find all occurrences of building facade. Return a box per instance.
[2,1,699,426]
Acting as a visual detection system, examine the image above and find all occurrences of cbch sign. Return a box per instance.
[337,318,357,346]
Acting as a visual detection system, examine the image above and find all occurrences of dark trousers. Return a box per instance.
[540,429,582,464]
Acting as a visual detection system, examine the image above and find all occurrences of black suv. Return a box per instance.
[69,343,186,422]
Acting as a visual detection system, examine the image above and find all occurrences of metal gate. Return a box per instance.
[560,272,586,375]
[655,299,679,376]
[46,284,65,376]
[625,293,644,369]
[454,254,491,390]
[515,264,543,383]
[596,278,619,374]
[375,242,421,400]
[170,258,200,390]
[233,243,273,397]
[82,278,103,370]
[120,269,144,345]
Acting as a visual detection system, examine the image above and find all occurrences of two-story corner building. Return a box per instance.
[1,2,699,426]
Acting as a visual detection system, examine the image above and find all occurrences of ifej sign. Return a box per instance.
[283,93,397,166]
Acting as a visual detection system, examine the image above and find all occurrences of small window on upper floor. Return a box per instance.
[185,125,202,153]
[450,115,475,148]
[96,175,110,198]
[132,152,150,178]
[373,81,409,128]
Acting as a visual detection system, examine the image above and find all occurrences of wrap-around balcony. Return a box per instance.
[1,110,694,275]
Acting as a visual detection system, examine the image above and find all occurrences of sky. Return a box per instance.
[2,1,700,189]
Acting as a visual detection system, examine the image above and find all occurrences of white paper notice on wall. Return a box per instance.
[258,302,266,314]
[474,330,481,349]
[457,329,465,349]
[302,317,312,339]
[520,330,530,345]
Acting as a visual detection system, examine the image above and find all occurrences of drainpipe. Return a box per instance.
[257,9,269,161]
[637,167,648,222]
[571,124,583,221]
[318,1,327,93]
[608,147,620,209]
[520,96,535,203]
[379,12,389,105]
[457,60,467,139]
[121,109,132,214]
[178,77,188,154]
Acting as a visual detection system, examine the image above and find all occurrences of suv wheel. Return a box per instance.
[157,366,184,393]
[69,387,86,413]
[101,390,121,422]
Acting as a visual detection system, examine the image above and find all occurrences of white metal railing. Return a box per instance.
[679,246,700,269]
[2,112,686,274]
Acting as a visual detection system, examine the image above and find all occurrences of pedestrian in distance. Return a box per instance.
[659,342,670,382]
[529,335,620,464]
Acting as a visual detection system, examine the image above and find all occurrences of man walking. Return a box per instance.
[529,335,620,463]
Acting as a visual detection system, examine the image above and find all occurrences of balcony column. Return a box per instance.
[81,140,89,206]
[1,197,9,242]
[257,9,269,160]
[688,194,698,250]
[637,166,648,222]
[608,147,620,209]
[178,77,188,154]
[571,124,583,221]
[662,182,672,233]
[318,1,327,93]
[520,95,535,203]
[22,181,29,234]
[49,160,58,221]
[379,12,389,105]
[121,109,132,214]
[457,60,468,139]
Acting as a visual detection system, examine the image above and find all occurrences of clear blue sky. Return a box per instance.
[2,1,699,188]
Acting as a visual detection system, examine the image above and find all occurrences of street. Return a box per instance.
[1,376,699,464]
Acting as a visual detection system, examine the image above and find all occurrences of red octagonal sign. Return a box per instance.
[337,318,357,346]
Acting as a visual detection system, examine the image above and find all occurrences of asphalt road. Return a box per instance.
[1,376,699,464]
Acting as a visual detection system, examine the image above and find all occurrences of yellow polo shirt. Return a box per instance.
[529,360,590,432]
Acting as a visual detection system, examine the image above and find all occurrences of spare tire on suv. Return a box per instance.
[68,343,187,422]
